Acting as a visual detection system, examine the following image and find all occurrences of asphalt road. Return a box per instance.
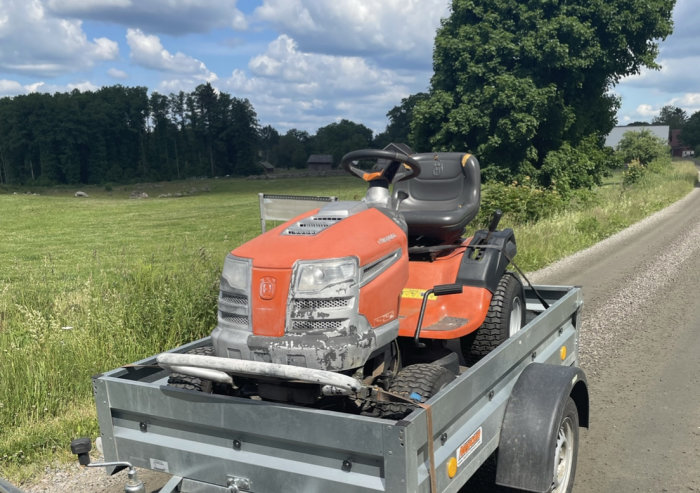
[527,178,700,492]
[25,176,700,493]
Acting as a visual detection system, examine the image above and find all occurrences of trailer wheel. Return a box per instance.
[379,364,454,418]
[462,272,525,365]
[166,345,215,393]
[549,397,579,493]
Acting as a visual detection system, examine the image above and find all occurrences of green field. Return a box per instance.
[0,161,696,483]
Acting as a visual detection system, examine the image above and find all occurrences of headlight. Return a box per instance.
[221,254,251,291]
[295,257,358,293]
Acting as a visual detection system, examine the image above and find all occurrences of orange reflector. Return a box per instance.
[560,346,567,360]
[447,457,458,478]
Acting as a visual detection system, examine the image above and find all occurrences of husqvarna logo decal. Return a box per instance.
[259,277,277,300]
[432,160,443,176]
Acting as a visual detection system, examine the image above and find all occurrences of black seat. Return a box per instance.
[394,152,480,246]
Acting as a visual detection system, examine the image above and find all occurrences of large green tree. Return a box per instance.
[652,105,687,129]
[278,129,312,169]
[313,119,373,165]
[680,110,700,151]
[412,0,675,181]
[374,93,428,149]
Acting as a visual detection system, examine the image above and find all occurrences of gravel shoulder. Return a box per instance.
[19,177,700,493]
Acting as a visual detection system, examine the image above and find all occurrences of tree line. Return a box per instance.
[0,84,379,186]
[0,0,679,190]
[0,84,257,185]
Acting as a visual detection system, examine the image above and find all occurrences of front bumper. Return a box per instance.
[210,318,399,372]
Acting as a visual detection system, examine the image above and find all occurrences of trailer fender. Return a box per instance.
[495,363,589,492]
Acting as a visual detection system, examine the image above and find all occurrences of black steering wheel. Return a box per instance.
[340,149,421,184]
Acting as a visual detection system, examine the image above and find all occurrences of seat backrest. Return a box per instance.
[394,152,480,245]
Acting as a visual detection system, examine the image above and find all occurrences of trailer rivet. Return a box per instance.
[139,422,147,432]
[233,439,241,450]
[342,459,352,472]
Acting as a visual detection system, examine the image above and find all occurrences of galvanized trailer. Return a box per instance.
[90,285,587,493]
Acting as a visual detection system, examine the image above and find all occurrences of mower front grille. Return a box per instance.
[290,319,344,333]
[218,284,250,331]
[222,314,249,326]
[293,297,353,311]
[221,294,248,306]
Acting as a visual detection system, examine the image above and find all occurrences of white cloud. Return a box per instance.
[224,34,427,133]
[0,78,104,97]
[619,56,700,93]
[107,67,128,79]
[669,93,700,110]
[67,80,99,92]
[0,79,28,96]
[254,0,449,68]
[46,0,248,35]
[635,104,658,118]
[126,28,217,82]
[618,92,700,124]
[0,0,118,77]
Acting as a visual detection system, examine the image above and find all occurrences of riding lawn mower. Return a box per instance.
[158,149,524,417]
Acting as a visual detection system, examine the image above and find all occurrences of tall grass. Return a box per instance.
[511,159,697,270]
[0,161,696,483]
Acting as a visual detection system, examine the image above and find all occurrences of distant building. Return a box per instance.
[259,160,275,174]
[376,143,415,168]
[307,154,333,172]
[604,125,670,149]
[669,129,694,158]
[383,142,414,155]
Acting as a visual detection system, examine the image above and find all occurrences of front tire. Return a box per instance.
[462,272,525,365]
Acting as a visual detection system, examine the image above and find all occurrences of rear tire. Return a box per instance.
[380,363,455,418]
[462,272,525,365]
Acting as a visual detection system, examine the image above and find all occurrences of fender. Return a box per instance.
[456,228,517,293]
[495,363,589,492]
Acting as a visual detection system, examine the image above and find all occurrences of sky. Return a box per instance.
[0,0,698,135]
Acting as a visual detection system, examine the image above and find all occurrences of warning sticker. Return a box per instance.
[456,427,483,466]
[150,458,170,473]
[401,288,437,300]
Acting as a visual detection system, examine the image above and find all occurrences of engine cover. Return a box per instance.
[211,201,408,372]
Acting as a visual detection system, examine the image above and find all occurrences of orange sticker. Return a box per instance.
[456,427,482,466]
